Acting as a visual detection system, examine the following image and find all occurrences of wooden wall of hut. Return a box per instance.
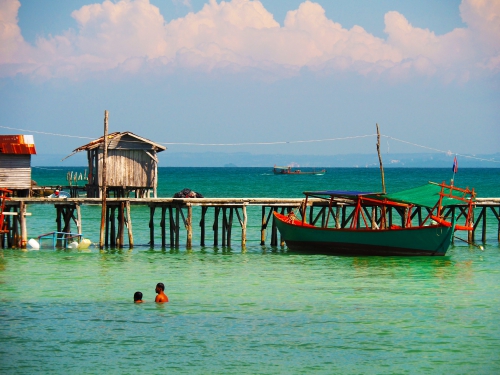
[85,137,158,198]
[0,154,32,196]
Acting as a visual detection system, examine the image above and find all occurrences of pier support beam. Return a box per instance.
[187,204,192,249]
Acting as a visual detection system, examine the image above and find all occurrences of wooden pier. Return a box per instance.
[1,197,499,249]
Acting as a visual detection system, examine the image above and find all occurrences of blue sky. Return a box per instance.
[0,0,499,164]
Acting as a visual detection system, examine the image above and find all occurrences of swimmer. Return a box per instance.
[134,291,144,303]
[154,283,169,303]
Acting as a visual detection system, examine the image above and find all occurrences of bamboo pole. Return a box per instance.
[99,110,108,249]
[376,123,386,194]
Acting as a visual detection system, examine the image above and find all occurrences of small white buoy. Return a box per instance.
[27,238,40,250]
[67,241,79,249]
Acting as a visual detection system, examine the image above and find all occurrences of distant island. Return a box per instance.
[33,151,500,168]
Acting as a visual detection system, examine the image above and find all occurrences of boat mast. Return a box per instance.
[376,123,386,194]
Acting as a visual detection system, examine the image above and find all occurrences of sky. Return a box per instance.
[0,0,499,165]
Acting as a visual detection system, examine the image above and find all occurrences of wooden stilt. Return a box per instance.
[126,201,133,248]
[12,207,19,249]
[227,207,233,247]
[56,206,62,247]
[169,206,174,247]
[105,206,110,247]
[118,202,125,248]
[213,207,220,246]
[200,206,207,247]
[149,205,155,248]
[222,207,227,247]
[20,202,27,249]
[175,206,180,248]
[371,206,376,229]
[110,206,116,247]
[187,204,192,249]
[481,207,487,243]
[335,205,341,229]
[261,206,266,246]
[242,204,247,249]
[271,208,278,247]
[76,204,82,235]
[160,206,166,248]
[469,209,475,243]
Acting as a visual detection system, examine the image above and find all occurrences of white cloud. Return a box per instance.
[0,0,499,80]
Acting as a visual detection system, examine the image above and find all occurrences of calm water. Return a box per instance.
[1,168,499,374]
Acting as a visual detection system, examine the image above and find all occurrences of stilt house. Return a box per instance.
[0,135,37,197]
[71,132,166,198]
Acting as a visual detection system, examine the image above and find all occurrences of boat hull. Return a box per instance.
[274,213,454,256]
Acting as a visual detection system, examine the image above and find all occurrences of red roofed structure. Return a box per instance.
[0,135,37,196]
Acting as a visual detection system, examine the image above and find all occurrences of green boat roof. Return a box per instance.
[369,182,474,208]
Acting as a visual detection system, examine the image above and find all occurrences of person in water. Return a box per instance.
[134,291,144,303]
[155,283,169,303]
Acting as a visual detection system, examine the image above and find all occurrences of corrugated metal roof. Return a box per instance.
[72,131,166,153]
[0,135,37,155]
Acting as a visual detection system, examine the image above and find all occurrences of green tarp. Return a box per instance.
[368,182,474,208]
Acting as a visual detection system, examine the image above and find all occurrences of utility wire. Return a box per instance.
[1,124,498,163]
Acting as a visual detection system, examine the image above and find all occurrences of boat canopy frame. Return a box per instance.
[298,181,475,231]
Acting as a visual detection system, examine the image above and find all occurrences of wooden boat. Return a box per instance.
[273,165,326,175]
[274,182,475,256]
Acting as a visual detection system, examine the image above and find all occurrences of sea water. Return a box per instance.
[1,168,499,374]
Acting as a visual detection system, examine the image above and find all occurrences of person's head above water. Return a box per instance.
[134,291,143,302]
[156,283,165,292]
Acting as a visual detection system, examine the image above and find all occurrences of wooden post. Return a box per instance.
[56,206,62,247]
[213,207,220,246]
[160,206,166,248]
[227,207,233,247]
[242,203,247,249]
[76,204,82,235]
[376,123,386,194]
[260,206,266,245]
[20,202,27,249]
[371,206,376,229]
[222,207,227,247]
[110,206,116,247]
[481,208,487,243]
[186,204,192,249]
[469,209,475,243]
[271,208,278,246]
[118,201,125,248]
[168,206,174,247]
[200,206,207,247]
[126,200,134,248]
[149,205,155,248]
[99,110,109,249]
[105,206,110,247]
[175,206,180,248]
[335,205,341,229]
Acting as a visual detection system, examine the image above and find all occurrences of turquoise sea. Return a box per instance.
[1,167,500,374]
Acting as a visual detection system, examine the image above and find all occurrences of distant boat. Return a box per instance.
[273,165,326,175]
[274,181,475,256]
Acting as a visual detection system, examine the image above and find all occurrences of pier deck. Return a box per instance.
[2,197,499,249]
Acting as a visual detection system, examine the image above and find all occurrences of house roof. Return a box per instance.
[0,135,37,155]
[72,131,166,153]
